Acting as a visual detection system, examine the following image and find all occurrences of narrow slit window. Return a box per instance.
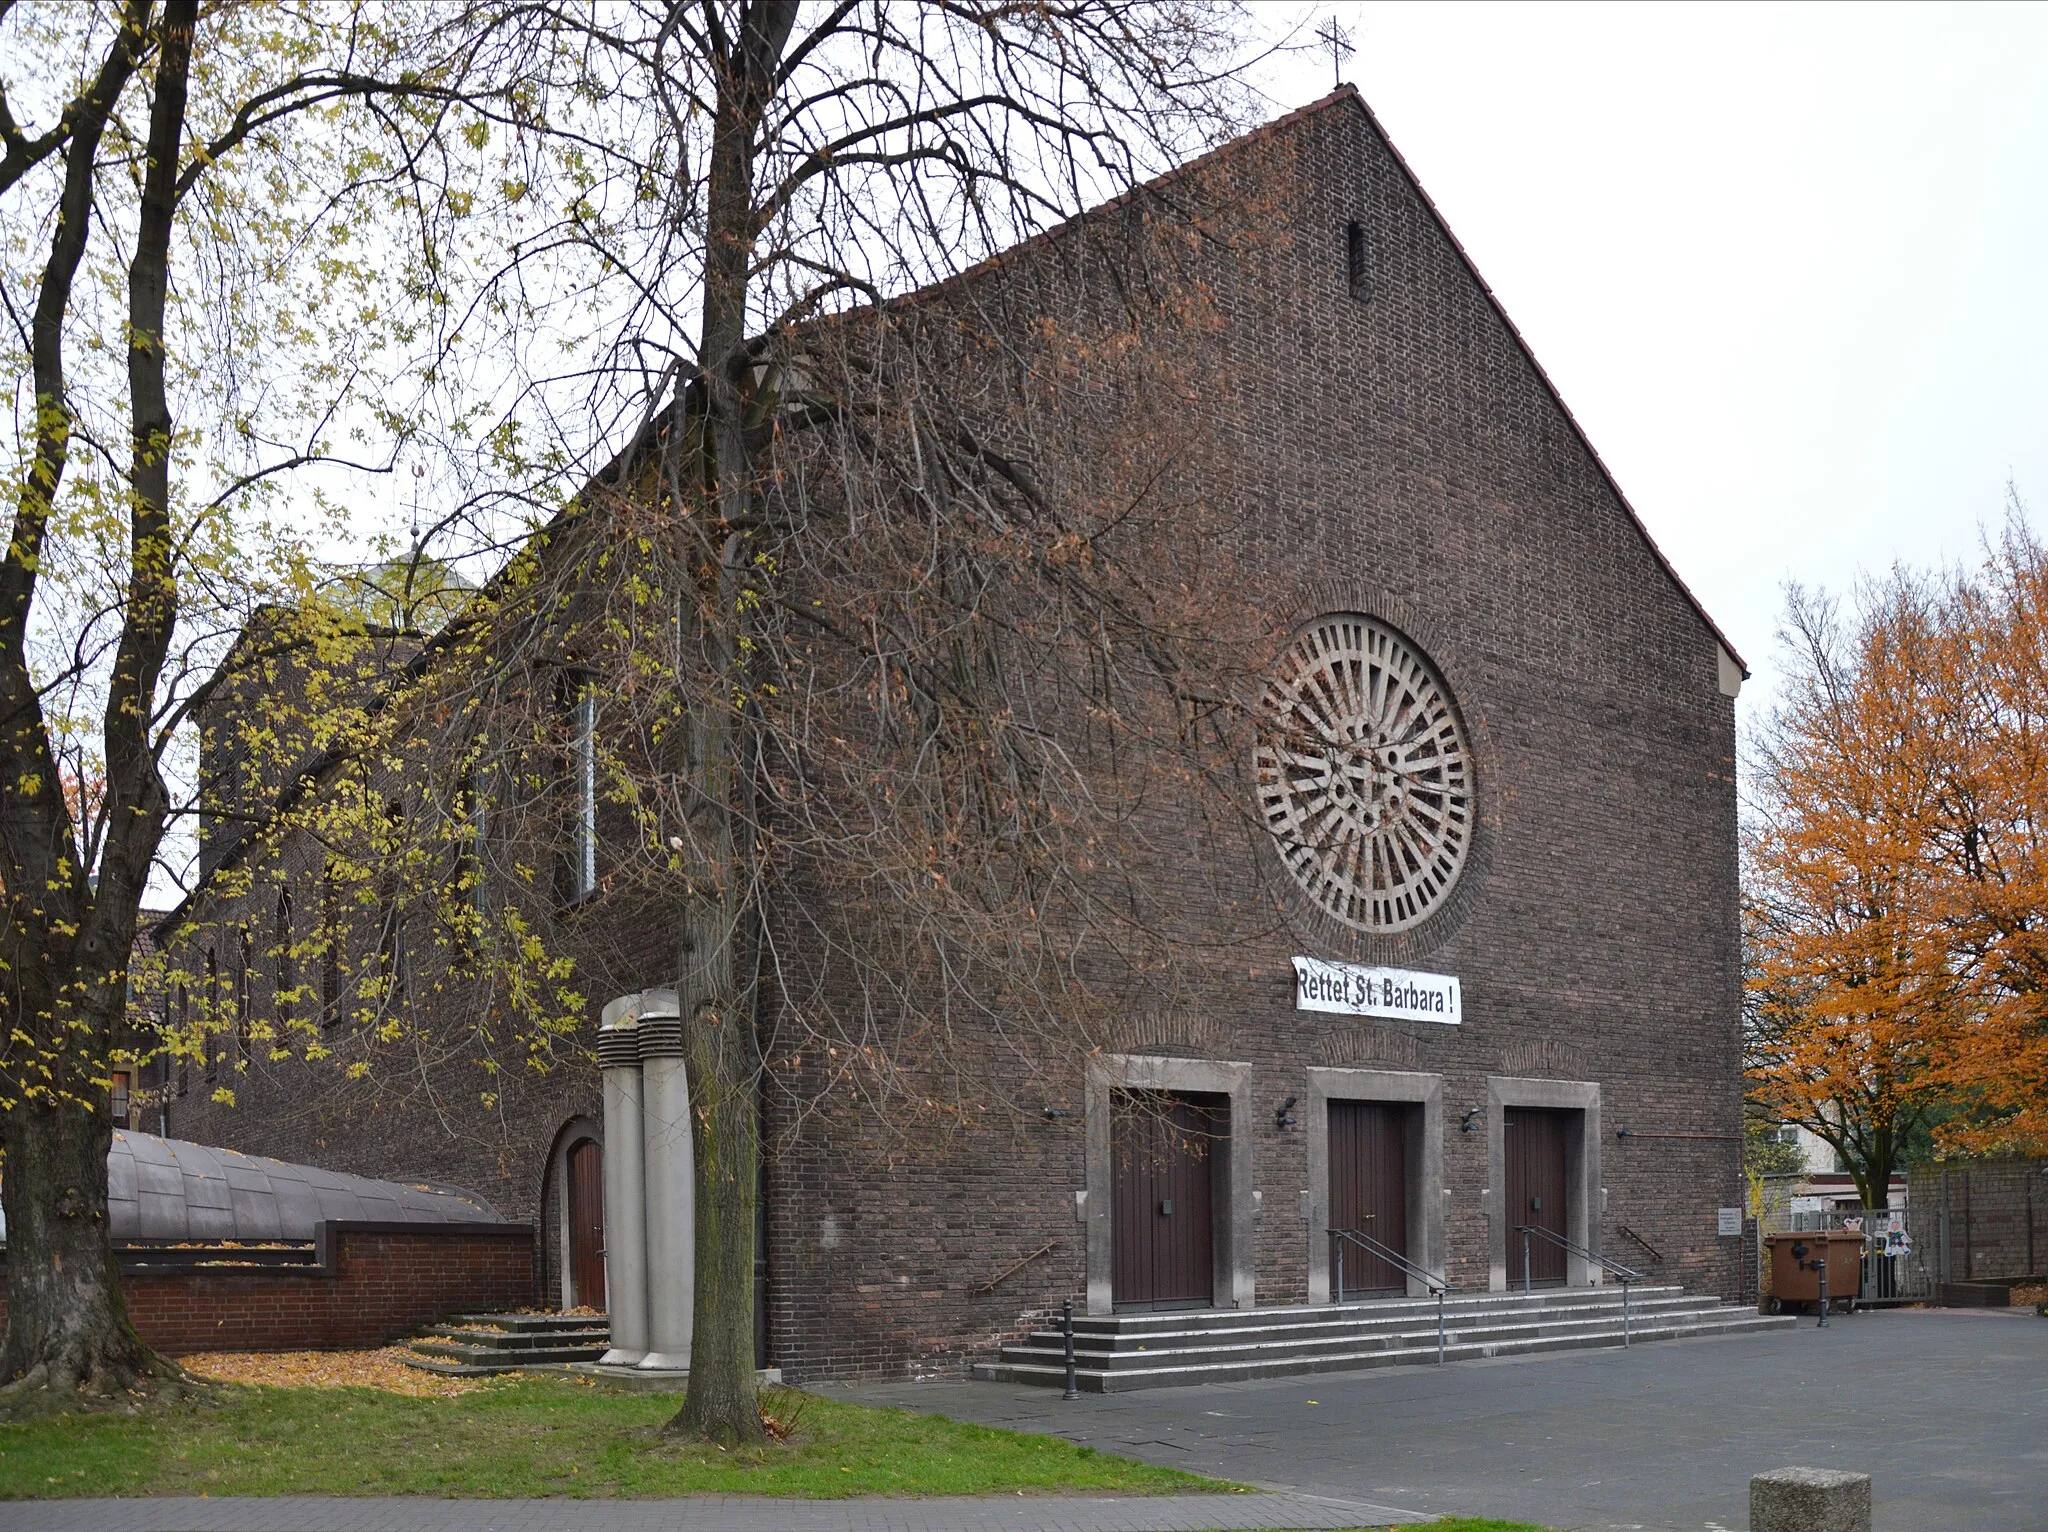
[571,688,597,901]
[235,928,252,1057]
[1346,219,1370,302]
[274,891,295,1028]
[175,984,189,1097]
[321,862,342,1027]
[466,763,490,918]
[203,947,219,1082]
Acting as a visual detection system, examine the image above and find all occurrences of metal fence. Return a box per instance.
[1757,1202,1934,1303]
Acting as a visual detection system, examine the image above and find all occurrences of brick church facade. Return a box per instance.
[157,87,1748,1382]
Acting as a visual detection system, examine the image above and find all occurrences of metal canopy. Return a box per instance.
[103,1130,504,1244]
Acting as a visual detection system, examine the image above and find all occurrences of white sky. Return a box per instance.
[1253,1,2048,720]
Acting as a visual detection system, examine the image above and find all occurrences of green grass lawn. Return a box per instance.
[0,1376,1221,1499]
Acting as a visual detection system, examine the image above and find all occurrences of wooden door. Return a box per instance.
[1329,1100,1410,1295]
[567,1138,606,1311]
[1505,1107,1571,1286]
[1112,1092,1221,1309]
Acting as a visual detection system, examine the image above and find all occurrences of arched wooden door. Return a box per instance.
[567,1138,606,1310]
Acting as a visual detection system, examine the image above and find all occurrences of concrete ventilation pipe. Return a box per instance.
[635,988,695,1371]
[595,993,648,1367]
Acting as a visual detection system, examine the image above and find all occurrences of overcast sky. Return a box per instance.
[1251,2,2048,721]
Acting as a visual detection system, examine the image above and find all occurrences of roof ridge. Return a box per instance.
[894,84,1746,675]
[1338,91,1747,675]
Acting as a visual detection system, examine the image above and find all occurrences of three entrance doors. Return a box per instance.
[1329,1100,1413,1296]
[1504,1105,1572,1286]
[1111,1091,1223,1310]
[1107,1090,1587,1306]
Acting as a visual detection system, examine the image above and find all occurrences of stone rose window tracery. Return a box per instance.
[1256,614,1474,934]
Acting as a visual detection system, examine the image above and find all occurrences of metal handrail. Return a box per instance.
[1613,1222,1665,1265]
[1328,1226,1450,1296]
[1516,1223,1646,1346]
[1327,1227,1453,1365]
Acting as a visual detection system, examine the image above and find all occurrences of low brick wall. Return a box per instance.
[0,1221,536,1355]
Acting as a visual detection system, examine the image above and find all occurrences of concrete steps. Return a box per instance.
[399,1312,610,1377]
[973,1286,1795,1392]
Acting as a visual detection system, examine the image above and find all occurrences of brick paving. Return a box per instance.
[0,1492,1423,1532]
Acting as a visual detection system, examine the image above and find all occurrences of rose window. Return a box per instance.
[1256,614,1474,933]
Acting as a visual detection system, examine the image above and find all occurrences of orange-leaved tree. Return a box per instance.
[1744,577,1964,1208]
[1919,518,2048,1155]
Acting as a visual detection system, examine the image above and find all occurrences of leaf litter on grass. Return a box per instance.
[179,1348,486,1397]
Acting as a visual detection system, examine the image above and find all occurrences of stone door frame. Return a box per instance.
[1485,1075,1602,1291]
[1303,1066,1445,1301]
[1085,1054,1255,1316]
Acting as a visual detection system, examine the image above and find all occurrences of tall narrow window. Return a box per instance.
[109,1069,131,1130]
[376,904,406,1005]
[1345,219,1370,302]
[321,861,342,1028]
[175,984,189,1097]
[464,763,490,919]
[235,928,252,1058]
[570,688,597,900]
[203,947,219,1082]
[274,891,295,1028]
[377,800,407,1008]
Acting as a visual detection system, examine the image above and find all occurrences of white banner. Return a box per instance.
[1291,956,1460,1025]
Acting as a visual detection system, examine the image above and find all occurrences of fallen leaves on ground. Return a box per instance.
[179,1347,486,1397]
[2010,1282,2047,1308]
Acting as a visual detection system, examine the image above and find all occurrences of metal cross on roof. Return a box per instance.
[1316,16,1355,88]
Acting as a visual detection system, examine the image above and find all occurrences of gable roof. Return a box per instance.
[1315,86,1746,676]
[905,85,1746,676]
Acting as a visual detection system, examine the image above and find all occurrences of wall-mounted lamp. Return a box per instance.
[1459,1108,1481,1134]
[1042,1108,1071,1120]
[1274,1095,1298,1130]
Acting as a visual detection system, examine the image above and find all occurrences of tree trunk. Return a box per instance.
[662,0,794,1446]
[671,881,764,1443]
[667,527,766,1444]
[0,1009,158,1396]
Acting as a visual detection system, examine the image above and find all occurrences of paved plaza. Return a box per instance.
[844,1306,2048,1531]
[5,1307,2041,1532]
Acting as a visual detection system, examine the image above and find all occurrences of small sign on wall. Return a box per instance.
[1718,1206,1742,1237]
[1292,956,1460,1024]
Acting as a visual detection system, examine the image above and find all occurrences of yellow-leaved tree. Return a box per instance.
[0,0,488,1405]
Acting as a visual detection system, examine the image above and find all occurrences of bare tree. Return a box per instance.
[130,0,1294,1441]
[328,0,1274,1443]
[560,2,1264,1443]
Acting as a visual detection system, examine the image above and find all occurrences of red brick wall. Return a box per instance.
[0,1222,534,1355]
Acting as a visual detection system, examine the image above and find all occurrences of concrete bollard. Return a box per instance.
[1750,1467,1872,1532]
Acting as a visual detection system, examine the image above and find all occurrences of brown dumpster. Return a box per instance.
[1765,1231,1863,1313]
